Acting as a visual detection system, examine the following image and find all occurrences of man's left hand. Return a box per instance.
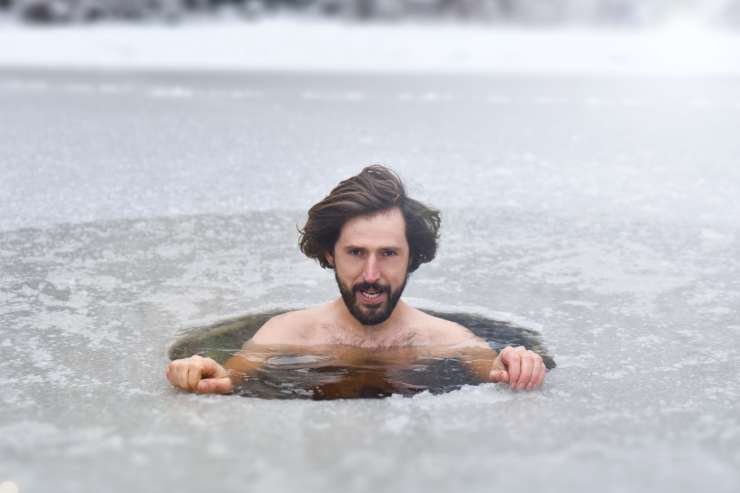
[488,346,545,390]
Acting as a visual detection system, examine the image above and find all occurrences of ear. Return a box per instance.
[324,250,335,268]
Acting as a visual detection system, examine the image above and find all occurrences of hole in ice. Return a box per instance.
[168,309,556,400]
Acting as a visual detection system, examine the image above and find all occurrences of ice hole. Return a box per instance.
[168,309,556,399]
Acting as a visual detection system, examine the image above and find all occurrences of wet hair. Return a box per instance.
[299,165,441,273]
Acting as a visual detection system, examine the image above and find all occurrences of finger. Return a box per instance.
[184,366,192,390]
[488,369,510,384]
[517,352,535,390]
[526,358,539,390]
[503,348,521,388]
[181,363,193,389]
[166,362,181,386]
[186,364,202,391]
[200,358,225,379]
[197,377,234,394]
[174,362,189,388]
[527,357,544,390]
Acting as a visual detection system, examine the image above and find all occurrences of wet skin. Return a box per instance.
[166,208,547,395]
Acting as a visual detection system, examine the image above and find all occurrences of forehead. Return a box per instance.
[336,208,407,248]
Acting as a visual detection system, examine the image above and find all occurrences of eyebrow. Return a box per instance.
[343,245,401,251]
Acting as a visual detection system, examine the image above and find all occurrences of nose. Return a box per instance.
[362,255,381,284]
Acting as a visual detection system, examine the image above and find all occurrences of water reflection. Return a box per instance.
[168,309,556,399]
[232,344,487,399]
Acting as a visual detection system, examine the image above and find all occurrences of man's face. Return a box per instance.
[327,207,410,326]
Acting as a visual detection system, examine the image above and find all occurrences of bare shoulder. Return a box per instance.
[248,308,319,346]
[412,309,487,347]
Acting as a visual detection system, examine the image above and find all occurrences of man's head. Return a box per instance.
[299,165,441,325]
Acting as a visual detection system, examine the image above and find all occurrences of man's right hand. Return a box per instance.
[165,355,234,394]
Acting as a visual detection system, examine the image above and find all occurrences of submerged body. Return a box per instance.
[219,299,512,399]
[228,340,498,400]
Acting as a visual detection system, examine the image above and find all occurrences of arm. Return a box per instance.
[165,314,292,394]
[430,321,546,390]
[457,343,546,390]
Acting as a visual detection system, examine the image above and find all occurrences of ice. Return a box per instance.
[1,65,740,492]
[147,86,195,99]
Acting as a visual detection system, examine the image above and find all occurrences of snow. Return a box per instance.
[0,18,739,75]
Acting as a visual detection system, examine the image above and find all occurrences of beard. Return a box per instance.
[335,271,407,326]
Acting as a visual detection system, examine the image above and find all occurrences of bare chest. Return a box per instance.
[306,323,431,349]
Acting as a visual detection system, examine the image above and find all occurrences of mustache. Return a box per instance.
[353,282,390,294]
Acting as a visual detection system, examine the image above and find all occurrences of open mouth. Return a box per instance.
[356,286,387,305]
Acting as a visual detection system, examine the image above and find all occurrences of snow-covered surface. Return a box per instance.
[1,19,740,75]
[1,66,740,492]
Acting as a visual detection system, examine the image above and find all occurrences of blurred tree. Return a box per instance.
[7,0,740,25]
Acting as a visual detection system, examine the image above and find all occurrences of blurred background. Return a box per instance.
[1,0,739,27]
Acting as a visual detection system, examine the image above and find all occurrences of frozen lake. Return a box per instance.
[1,69,739,492]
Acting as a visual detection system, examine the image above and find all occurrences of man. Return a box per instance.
[166,165,546,396]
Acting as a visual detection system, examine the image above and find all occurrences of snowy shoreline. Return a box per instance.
[1,18,740,75]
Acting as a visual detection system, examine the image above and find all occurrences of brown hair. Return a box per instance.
[299,165,441,273]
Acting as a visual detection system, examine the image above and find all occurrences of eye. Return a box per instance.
[349,248,363,256]
[383,250,398,257]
